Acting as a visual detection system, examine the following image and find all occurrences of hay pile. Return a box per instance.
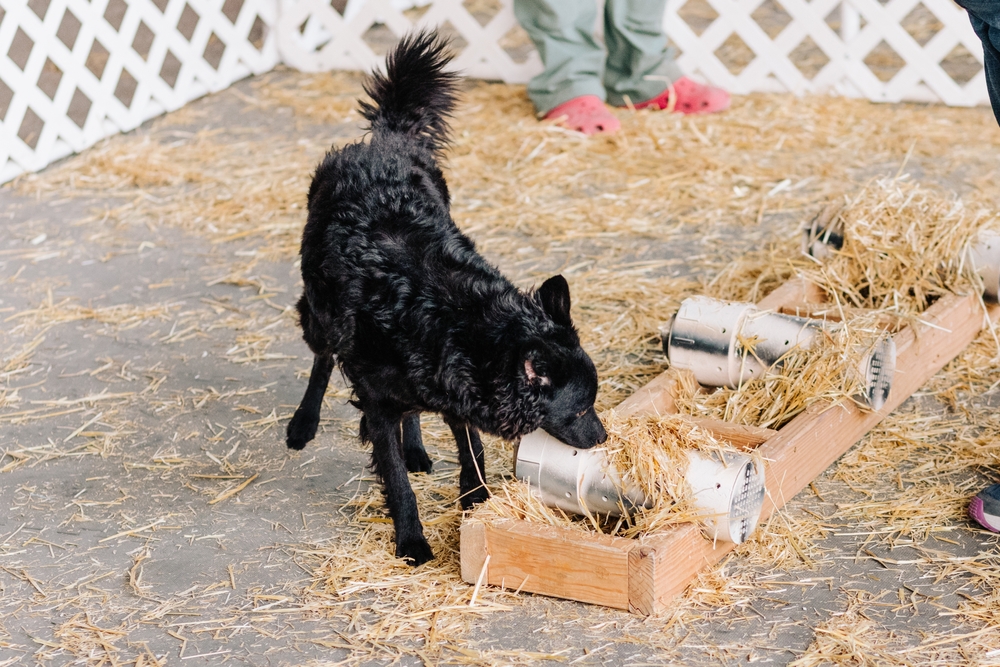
[290,425,537,661]
[796,178,995,316]
[676,177,999,430]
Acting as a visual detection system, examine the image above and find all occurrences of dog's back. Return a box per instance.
[297,33,527,423]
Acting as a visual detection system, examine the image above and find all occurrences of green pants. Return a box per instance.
[513,0,683,114]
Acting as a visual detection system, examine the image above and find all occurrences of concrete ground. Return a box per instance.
[2,71,1000,666]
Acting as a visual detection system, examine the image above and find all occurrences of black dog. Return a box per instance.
[286,31,607,565]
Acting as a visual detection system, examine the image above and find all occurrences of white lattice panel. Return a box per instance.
[667,0,989,106]
[0,0,279,184]
[276,0,542,82]
[275,0,988,106]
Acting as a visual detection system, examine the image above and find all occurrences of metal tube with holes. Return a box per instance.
[801,203,845,259]
[661,296,896,410]
[966,231,1000,302]
[684,448,765,544]
[514,430,766,544]
[514,429,647,518]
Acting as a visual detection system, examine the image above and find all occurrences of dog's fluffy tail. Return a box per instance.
[360,30,459,152]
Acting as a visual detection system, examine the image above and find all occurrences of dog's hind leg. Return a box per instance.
[286,354,334,450]
[401,413,433,473]
[364,411,434,565]
[446,419,489,510]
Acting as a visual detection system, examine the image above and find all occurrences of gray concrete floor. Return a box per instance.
[2,72,999,667]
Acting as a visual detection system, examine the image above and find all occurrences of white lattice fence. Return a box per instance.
[275,0,988,105]
[0,0,279,183]
[667,0,988,106]
[276,0,542,81]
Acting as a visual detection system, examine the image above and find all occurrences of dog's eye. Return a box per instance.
[575,408,589,418]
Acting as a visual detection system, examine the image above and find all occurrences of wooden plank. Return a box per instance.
[777,303,904,329]
[618,377,776,449]
[615,370,678,418]
[689,418,776,450]
[459,519,488,585]
[459,517,637,610]
[638,525,738,606]
[756,277,826,311]
[757,294,1000,518]
[627,544,657,615]
[615,374,776,449]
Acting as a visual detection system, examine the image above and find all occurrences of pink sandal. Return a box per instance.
[544,95,621,135]
[633,77,730,115]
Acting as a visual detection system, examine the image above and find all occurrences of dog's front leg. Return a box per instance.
[287,354,334,450]
[365,411,434,566]
[446,419,489,510]
[401,413,433,473]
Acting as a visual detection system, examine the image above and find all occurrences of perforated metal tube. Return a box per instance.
[801,204,845,259]
[966,231,1000,302]
[514,430,766,544]
[514,429,647,518]
[662,296,896,410]
[685,449,766,544]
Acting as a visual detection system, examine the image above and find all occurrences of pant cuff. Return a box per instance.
[605,63,685,107]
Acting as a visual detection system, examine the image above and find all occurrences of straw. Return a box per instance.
[4,62,1000,663]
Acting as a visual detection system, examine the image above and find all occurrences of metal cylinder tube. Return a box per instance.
[662,296,896,410]
[684,449,766,544]
[801,204,845,259]
[514,430,766,544]
[663,297,758,387]
[966,231,1000,302]
[737,307,828,377]
[861,331,895,410]
[514,429,647,518]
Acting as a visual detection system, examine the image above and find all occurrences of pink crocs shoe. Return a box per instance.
[633,77,730,115]
[544,95,621,135]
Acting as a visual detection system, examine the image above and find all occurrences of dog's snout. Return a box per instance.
[575,413,608,448]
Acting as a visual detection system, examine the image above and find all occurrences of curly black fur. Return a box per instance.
[286,31,607,566]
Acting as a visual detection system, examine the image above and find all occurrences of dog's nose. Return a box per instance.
[596,428,608,445]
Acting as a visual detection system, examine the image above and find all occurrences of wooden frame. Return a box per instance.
[460,279,1000,615]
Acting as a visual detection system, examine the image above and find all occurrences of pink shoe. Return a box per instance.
[544,95,621,135]
[633,77,730,115]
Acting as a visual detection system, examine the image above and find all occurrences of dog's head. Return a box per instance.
[523,275,607,449]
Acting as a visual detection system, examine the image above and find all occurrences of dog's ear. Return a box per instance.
[537,275,572,326]
[524,356,551,387]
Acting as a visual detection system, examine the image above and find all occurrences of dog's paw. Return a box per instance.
[286,410,318,450]
[460,484,490,511]
[396,536,434,566]
[404,447,433,474]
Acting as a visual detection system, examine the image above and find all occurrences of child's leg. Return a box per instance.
[604,0,729,114]
[513,0,607,115]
